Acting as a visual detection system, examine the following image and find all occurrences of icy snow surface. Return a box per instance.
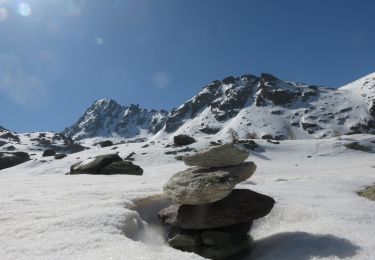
[0,134,375,259]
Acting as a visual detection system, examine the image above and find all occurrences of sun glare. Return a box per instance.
[18,2,31,16]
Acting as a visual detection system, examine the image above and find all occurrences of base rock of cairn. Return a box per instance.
[158,143,275,259]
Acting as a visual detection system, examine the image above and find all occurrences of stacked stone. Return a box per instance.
[158,144,275,259]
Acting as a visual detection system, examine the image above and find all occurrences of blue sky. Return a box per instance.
[0,0,374,132]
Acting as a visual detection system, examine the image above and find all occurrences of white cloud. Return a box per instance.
[152,72,170,89]
[0,53,47,107]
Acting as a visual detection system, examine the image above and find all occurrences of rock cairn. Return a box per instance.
[158,143,275,259]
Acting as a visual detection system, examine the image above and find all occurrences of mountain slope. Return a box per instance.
[157,72,375,140]
[64,73,375,141]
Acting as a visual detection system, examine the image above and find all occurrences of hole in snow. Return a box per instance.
[126,194,172,245]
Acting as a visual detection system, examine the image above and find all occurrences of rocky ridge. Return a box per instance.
[63,72,375,141]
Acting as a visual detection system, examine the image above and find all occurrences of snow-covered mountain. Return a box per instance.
[63,99,168,140]
[64,73,375,140]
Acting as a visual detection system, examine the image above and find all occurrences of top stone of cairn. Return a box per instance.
[183,143,249,168]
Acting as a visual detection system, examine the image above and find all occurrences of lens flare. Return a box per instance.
[18,2,31,17]
[96,38,104,45]
[0,8,7,21]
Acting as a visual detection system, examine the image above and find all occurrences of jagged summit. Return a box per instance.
[63,99,168,140]
[64,73,375,140]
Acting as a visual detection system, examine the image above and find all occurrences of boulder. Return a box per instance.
[43,149,56,157]
[173,134,196,146]
[182,144,249,168]
[54,153,67,160]
[163,162,256,205]
[98,140,113,148]
[69,154,122,175]
[65,143,87,153]
[100,161,143,175]
[158,189,275,229]
[0,152,30,170]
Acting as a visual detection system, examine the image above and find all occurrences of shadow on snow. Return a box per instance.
[244,231,360,260]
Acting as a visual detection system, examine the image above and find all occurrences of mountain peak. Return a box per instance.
[91,98,119,107]
[260,73,279,82]
[64,99,168,140]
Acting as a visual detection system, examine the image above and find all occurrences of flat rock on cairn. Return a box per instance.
[163,162,256,205]
[182,143,249,168]
[159,189,275,229]
[159,143,275,259]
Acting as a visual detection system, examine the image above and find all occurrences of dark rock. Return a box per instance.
[0,132,20,142]
[4,145,16,151]
[344,142,371,152]
[165,151,178,155]
[98,140,113,147]
[177,147,195,153]
[267,139,280,144]
[124,152,136,161]
[69,153,122,175]
[100,161,143,175]
[43,149,56,157]
[158,189,275,229]
[261,134,273,140]
[271,110,283,115]
[201,222,252,247]
[0,152,30,170]
[65,143,87,153]
[0,140,6,147]
[199,127,221,135]
[175,236,252,260]
[301,122,321,130]
[174,134,196,146]
[339,107,352,113]
[174,155,184,161]
[168,227,202,247]
[54,154,67,160]
[274,135,287,140]
[235,140,258,150]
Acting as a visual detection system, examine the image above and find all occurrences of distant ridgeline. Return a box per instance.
[63,72,375,141]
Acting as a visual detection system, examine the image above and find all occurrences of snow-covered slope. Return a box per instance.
[0,134,375,259]
[0,127,86,160]
[63,99,168,140]
[64,73,375,141]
